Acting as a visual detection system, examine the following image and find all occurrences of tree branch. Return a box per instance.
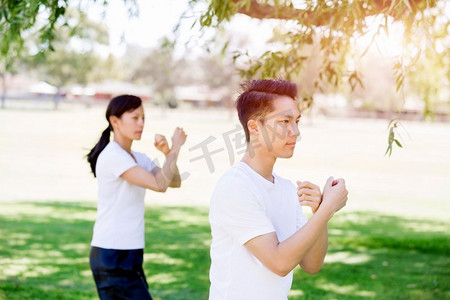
[231,0,428,25]
[232,0,302,20]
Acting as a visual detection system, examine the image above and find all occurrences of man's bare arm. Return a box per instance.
[245,177,348,276]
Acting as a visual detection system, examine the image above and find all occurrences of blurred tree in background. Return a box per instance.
[121,37,239,108]
[0,0,237,108]
[0,0,138,57]
[1,0,448,149]
[185,0,449,152]
[129,38,179,107]
[28,9,108,109]
[191,1,448,99]
[0,1,113,109]
[1,0,448,109]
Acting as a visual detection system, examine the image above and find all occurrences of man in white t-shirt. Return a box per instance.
[209,79,349,300]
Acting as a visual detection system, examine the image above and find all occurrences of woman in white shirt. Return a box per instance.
[87,95,187,299]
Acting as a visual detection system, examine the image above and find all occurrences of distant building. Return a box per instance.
[29,81,58,96]
[68,81,152,101]
[0,74,41,99]
[175,85,230,107]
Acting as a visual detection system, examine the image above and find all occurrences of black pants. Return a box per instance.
[89,246,153,300]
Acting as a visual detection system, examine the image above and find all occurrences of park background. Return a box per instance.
[1,0,449,299]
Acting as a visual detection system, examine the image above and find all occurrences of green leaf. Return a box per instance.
[396,77,404,92]
[384,15,389,36]
[190,19,197,30]
[385,145,392,156]
[402,0,413,11]
[394,139,403,148]
[388,0,398,13]
[220,40,229,56]
[388,129,394,144]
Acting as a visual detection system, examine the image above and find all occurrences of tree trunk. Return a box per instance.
[1,73,6,109]
[53,86,62,110]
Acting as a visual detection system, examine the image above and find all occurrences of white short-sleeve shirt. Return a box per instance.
[91,141,156,250]
[209,162,308,300]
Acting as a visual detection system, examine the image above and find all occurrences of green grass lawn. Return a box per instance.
[0,202,448,300]
[1,105,449,299]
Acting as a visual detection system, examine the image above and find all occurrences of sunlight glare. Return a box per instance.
[144,252,184,265]
[288,289,305,297]
[355,16,405,58]
[148,273,177,284]
[325,251,372,264]
[320,283,376,297]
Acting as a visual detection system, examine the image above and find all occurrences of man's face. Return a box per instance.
[254,96,301,159]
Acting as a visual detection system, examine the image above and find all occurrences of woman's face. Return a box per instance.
[114,105,145,141]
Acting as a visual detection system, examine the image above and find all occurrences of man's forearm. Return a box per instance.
[275,207,333,275]
[245,177,347,277]
[299,224,328,274]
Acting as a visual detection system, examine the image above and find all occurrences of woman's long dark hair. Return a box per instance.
[87,95,142,177]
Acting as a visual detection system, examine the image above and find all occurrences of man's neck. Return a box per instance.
[241,150,276,183]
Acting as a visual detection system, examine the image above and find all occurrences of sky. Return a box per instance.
[88,0,189,57]
[87,0,276,59]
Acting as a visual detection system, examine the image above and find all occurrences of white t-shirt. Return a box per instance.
[209,162,308,300]
[91,141,156,250]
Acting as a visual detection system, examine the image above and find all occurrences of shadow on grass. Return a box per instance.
[291,213,450,300]
[0,202,97,300]
[0,202,449,300]
[0,202,211,300]
[143,206,211,300]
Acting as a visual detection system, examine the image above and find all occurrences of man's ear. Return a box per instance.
[247,119,259,135]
